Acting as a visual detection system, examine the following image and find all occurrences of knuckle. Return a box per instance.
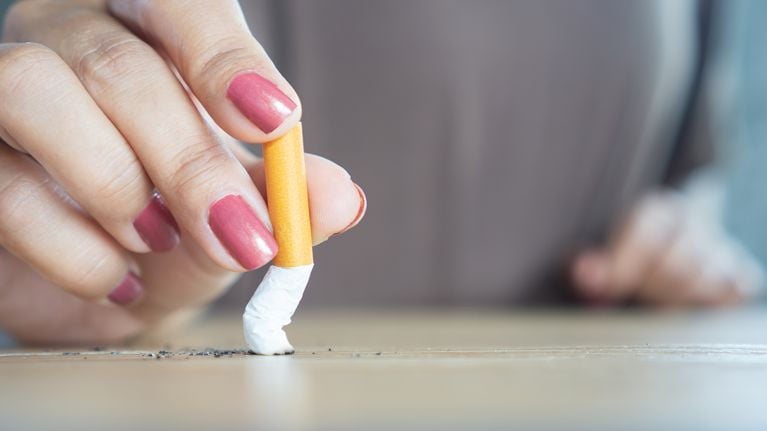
[64,246,117,299]
[164,142,233,197]
[0,41,52,62]
[94,168,144,204]
[0,42,60,90]
[0,158,121,299]
[0,43,65,106]
[0,170,51,238]
[73,33,152,92]
[89,153,149,219]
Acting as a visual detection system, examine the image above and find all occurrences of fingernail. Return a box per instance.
[108,272,144,306]
[227,72,297,134]
[134,194,180,252]
[337,183,367,235]
[208,194,278,270]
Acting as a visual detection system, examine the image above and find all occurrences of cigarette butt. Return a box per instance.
[263,123,314,267]
[245,123,314,354]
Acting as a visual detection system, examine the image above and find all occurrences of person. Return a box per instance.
[0,0,761,346]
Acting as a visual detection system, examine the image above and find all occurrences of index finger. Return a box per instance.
[108,0,301,143]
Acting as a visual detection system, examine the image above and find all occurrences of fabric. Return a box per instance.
[225,0,706,306]
[0,0,712,306]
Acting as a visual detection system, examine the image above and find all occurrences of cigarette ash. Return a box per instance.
[142,348,259,359]
[54,348,260,360]
[42,348,388,360]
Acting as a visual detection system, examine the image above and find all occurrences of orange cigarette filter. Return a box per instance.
[262,123,314,267]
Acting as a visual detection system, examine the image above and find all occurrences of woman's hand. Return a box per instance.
[571,188,763,307]
[0,0,366,344]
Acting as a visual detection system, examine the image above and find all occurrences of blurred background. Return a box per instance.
[4,3,767,429]
[1,0,766,310]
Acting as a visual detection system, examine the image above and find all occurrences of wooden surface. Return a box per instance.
[2,308,767,430]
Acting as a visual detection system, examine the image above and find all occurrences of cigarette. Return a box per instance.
[243,123,314,355]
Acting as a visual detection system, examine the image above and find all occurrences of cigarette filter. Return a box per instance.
[262,123,313,267]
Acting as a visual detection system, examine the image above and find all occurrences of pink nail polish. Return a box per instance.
[208,195,277,270]
[227,72,297,133]
[337,183,367,235]
[108,272,144,306]
[133,194,180,252]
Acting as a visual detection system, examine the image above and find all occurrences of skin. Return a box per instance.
[571,191,764,307]
[0,0,364,345]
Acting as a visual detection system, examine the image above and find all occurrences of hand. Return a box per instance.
[0,0,366,344]
[571,189,764,307]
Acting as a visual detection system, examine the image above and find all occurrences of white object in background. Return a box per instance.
[243,264,314,355]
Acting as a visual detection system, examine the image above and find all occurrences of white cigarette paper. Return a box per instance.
[243,264,314,355]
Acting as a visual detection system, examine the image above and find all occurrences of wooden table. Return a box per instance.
[2,308,767,430]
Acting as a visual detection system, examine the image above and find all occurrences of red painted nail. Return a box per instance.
[337,183,367,235]
[108,272,144,306]
[133,194,180,252]
[208,195,277,270]
[227,72,297,133]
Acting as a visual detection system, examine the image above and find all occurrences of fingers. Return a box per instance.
[572,191,765,307]
[0,251,146,345]
[637,225,764,307]
[126,150,367,322]
[8,9,277,270]
[637,243,718,307]
[0,42,161,254]
[573,193,681,302]
[247,153,367,245]
[109,0,301,142]
[0,143,141,305]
